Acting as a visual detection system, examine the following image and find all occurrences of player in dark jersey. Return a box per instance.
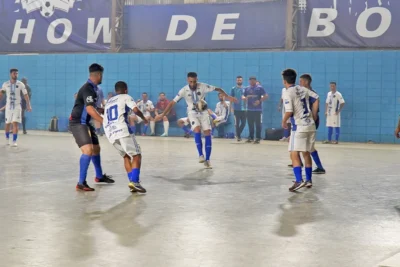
[69,63,114,191]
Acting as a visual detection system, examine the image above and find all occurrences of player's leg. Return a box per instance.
[234,111,241,141]
[246,111,255,142]
[254,111,262,143]
[311,141,325,174]
[11,109,21,146]
[142,116,150,136]
[333,127,340,144]
[201,113,213,168]
[304,131,316,188]
[178,117,192,138]
[239,111,247,139]
[90,125,114,184]
[161,115,169,137]
[288,131,307,192]
[149,116,155,136]
[128,114,137,134]
[189,114,205,163]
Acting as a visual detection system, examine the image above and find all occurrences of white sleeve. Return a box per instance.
[201,83,216,93]
[149,100,155,109]
[20,83,27,95]
[337,92,345,104]
[125,96,137,110]
[214,103,219,114]
[173,88,185,103]
[325,93,330,104]
[283,91,293,113]
[307,88,319,101]
[1,83,5,92]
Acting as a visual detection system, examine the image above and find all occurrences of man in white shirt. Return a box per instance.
[209,93,230,138]
[282,69,319,192]
[324,82,345,144]
[103,81,148,193]
[156,72,237,169]
[0,68,32,146]
[129,92,155,136]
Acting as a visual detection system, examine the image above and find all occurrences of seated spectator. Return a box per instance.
[129,92,155,136]
[154,92,176,137]
[208,93,230,138]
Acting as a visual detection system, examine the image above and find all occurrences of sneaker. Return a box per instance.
[237,138,242,142]
[161,133,168,137]
[305,180,313,188]
[95,174,115,183]
[184,133,191,138]
[289,180,306,192]
[150,133,155,136]
[204,160,212,169]
[23,131,27,134]
[322,140,331,144]
[254,139,260,144]
[246,139,254,143]
[199,155,205,163]
[12,142,18,147]
[312,168,326,174]
[128,182,146,193]
[332,141,338,144]
[279,137,288,142]
[76,182,95,191]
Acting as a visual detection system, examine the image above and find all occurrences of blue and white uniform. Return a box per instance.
[213,101,230,126]
[283,85,319,152]
[326,91,345,127]
[1,80,27,124]
[103,94,141,158]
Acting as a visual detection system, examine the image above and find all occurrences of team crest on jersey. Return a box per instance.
[197,92,201,96]
[16,0,76,18]
[86,96,94,103]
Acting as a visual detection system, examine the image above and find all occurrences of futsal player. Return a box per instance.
[299,74,326,174]
[103,81,148,193]
[156,72,237,169]
[177,116,192,138]
[281,69,319,192]
[324,82,345,144]
[69,63,114,191]
[0,68,32,147]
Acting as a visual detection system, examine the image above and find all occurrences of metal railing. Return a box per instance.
[125,0,277,5]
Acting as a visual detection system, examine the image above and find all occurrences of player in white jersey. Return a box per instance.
[134,93,155,136]
[324,82,345,144]
[281,69,319,192]
[0,68,32,146]
[155,72,237,169]
[209,93,230,137]
[103,81,148,193]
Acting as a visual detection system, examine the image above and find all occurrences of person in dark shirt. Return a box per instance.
[69,63,114,191]
[21,77,32,134]
[230,76,246,142]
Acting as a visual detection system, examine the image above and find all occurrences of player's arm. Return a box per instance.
[0,84,5,100]
[214,88,238,103]
[325,94,329,115]
[337,94,345,114]
[282,91,293,129]
[83,90,103,124]
[395,117,400,138]
[260,87,268,102]
[308,89,320,121]
[133,107,148,124]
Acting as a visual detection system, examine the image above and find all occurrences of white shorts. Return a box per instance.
[5,109,22,123]
[188,112,211,131]
[288,131,316,152]
[326,114,341,127]
[113,134,141,158]
[179,117,190,126]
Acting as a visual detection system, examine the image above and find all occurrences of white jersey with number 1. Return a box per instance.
[103,94,137,143]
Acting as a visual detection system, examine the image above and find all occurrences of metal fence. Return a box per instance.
[124,0,277,5]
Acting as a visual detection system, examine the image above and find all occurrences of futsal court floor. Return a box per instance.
[0,131,399,267]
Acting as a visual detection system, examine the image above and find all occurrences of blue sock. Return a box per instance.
[311,151,324,169]
[181,125,190,134]
[335,127,340,141]
[5,132,9,139]
[130,168,140,183]
[13,134,17,142]
[211,127,215,136]
[91,154,103,178]
[305,167,312,182]
[283,128,290,138]
[129,125,136,134]
[205,135,212,161]
[194,132,203,156]
[328,127,333,141]
[127,173,131,182]
[211,114,217,120]
[143,124,148,134]
[79,154,92,184]
[293,166,303,183]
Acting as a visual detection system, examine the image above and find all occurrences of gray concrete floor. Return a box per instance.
[0,131,399,267]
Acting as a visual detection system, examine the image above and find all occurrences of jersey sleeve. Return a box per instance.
[125,96,137,110]
[307,88,319,104]
[201,83,216,93]
[325,93,330,104]
[149,101,155,109]
[1,83,6,92]
[282,90,293,113]
[173,88,185,103]
[20,83,27,95]
[82,87,96,107]
[337,92,345,104]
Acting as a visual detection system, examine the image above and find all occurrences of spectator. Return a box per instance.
[230,75,246,141]
[243,76,268,144]
[154,92,176,137]
[209,93,230,138]
[324,82,345,144]
[132,92,155,136]
[21,77,32,134]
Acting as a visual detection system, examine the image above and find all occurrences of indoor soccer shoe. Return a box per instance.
[289,180,306,192]
[95,174,115,183]
[199,155,205,163]
[128,182,146,193]
[76,182,95,191]
[312,168,326,174]
[204,160,212,169]
[305,180,313,188]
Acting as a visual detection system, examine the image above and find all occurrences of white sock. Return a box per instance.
[163,121,169,135]
[150,121,155,134]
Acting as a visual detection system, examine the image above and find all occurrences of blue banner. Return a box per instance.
[124,2,287,50]
[298,0,400,48]
[0,0,111,52]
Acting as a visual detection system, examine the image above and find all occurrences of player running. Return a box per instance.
[103,81,148,193]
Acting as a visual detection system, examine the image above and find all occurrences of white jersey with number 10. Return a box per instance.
[283,85,319,133]
[103,94,137,143]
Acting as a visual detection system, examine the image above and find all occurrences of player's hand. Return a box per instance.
[143,118,149,124]
[229,96,238,103]
[282,121,288,129]
[395,127,400,138]
[254,100,260,106]
[155,114,163,121]
[27,106,32,112]
[278,106,281,112]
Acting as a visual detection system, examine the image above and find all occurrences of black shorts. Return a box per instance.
[69,123,99,148]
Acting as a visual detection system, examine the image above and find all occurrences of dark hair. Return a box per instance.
[282,69,297,84]
[187,72,197,78]
[159,92,165,96]
[330,82,337,85]
[236,76,243,79]
[89,63,104,73]
[142,92,148,95]
[300,74,312,84]
[10,68,18,73]
[115,81,127,93]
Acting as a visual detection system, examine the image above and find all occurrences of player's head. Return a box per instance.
[330,82,337,91]
[89,63,104,85]
[187,72,198,90]
[249,76,257,86]
[9,68,18,81]
[236,76,243,86]
[281,69,297,88]
[159,92,166,101]
[115,81,128,95]
[300,74,312,88]
[218,93,224,101]
[142,92,148,101]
